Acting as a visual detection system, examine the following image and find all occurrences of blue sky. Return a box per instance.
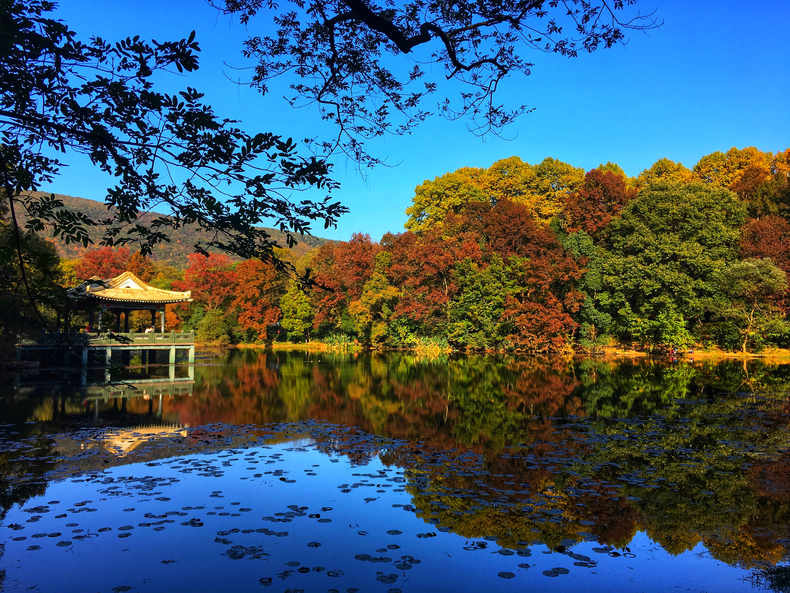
[47,0,790,241]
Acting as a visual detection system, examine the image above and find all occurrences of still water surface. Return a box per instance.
[2,351,790,592]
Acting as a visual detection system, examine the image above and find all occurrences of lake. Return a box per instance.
[1,350,789,592]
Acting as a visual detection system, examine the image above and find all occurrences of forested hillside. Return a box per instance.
[16,193,330,266]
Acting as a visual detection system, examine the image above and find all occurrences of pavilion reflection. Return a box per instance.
[3,351,790,575]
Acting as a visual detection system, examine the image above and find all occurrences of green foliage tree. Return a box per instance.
[598,183,747,347]
[446,256,516,349]
[0,221,64,355]
[195,309,234,345]
[280,282,315,341]
[715,258,788,352]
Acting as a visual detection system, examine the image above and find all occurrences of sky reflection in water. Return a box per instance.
[1,351,790,592]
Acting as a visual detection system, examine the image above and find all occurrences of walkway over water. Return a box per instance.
[16,331,195,384]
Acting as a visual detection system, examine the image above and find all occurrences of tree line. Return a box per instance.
[3,146,789,354]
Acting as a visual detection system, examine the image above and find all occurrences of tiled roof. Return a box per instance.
[81,271,192,304]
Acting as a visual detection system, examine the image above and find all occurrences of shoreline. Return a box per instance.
[219,342,790,363]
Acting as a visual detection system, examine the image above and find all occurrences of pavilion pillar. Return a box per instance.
[88,310,95,332]
[150,309,156,328]
[115,311,121,332]
[97,305,104,332]
[160,308,165,333]
[123,310,130,333]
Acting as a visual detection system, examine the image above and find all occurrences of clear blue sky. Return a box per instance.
[46,0,790,241]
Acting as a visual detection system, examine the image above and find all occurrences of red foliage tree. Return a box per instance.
[383,229,482,327]
[741,215,790,311]
[311,233,380,329]
[561,168,636,236]
[232,259,284,340]
[458,200,584,352]
[741,216,790,272]
[178,253,238,310]
[74,246,130,279]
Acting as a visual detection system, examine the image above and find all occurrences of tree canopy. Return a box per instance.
[1,0,346,276]
[220,0,657,165]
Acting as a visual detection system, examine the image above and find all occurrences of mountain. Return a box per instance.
[16,193,331,267]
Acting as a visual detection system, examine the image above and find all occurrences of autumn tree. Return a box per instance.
[232,259,285,341]
[405,168,487,232]
[126,251,154,281]
[740,215,790,312]
[636,158,693,188]
[741,216,790,273]
[180,253,238,311]
[520,157,585,224]
[311,233,380,333]
[693,147,771,189]
[73,247,130,280]
[446,200,584,352]
[383,228,482,336]
[405,156,584,231]
[561,167,637,237]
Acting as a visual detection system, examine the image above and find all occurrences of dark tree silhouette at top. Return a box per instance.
[220,0,658,165]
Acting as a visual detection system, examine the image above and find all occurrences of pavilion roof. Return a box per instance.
[79,271,192,305]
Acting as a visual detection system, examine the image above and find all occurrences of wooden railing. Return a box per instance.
[88,332,195,346]
[18,331,195,347]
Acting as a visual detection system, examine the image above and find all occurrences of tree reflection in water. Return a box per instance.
[2,351,790,586]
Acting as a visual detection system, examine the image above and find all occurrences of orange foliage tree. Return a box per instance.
[74,246,130,279]
[126,251,155,281]
[232,259,285,340]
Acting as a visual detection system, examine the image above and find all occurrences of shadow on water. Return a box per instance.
[1,351,790,592]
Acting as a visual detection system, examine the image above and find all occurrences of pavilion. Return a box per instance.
[78,271,192,333]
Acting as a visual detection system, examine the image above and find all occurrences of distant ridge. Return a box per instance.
[16,193,331,267]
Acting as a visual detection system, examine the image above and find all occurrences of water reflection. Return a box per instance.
[1,352,790,592]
